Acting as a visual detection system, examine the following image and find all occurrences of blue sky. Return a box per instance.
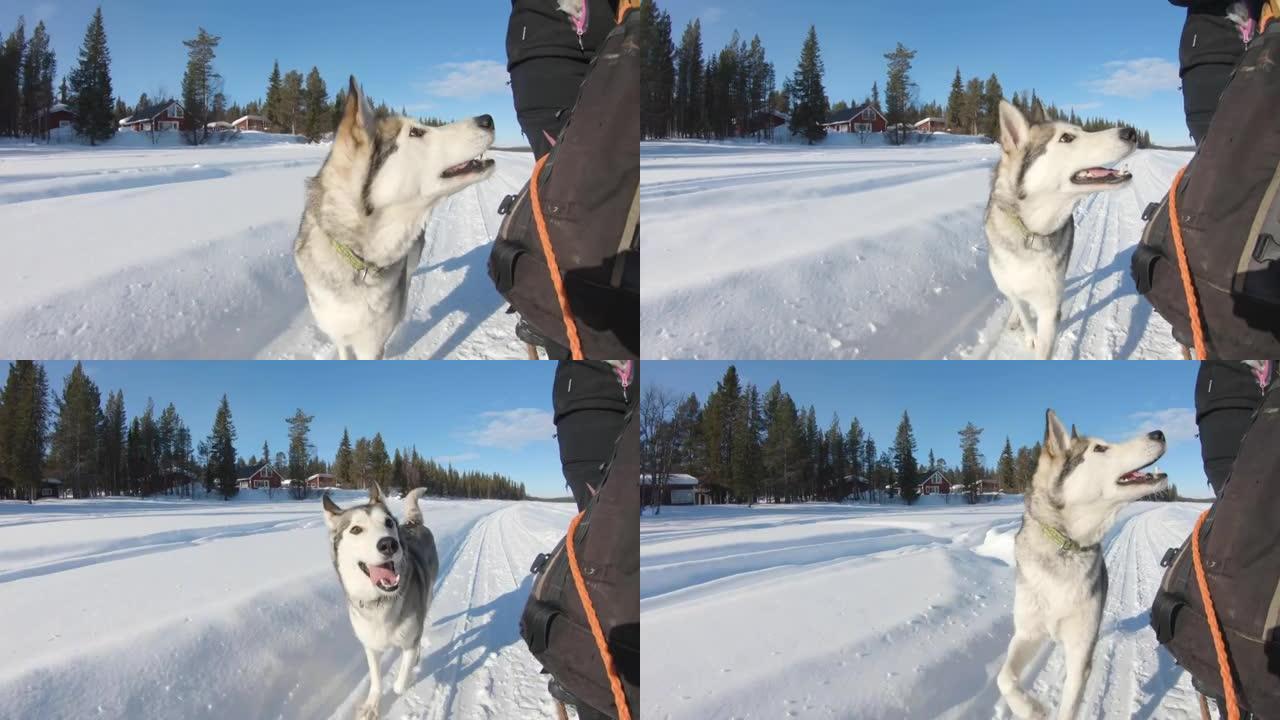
[6,0,526,144]
[36,361,570,497]
[665,0,1192,146]
[643,361,1212,496]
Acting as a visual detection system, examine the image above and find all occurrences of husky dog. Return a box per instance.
[295,75,496,359]
[997,410,1168,719]
[985,101,1138,359]
[324,484,439,720]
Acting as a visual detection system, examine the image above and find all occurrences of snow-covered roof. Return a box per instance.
[42,477,63,485]
[122,100,180,124]
[232,115,266,125]
[914,117,946,126]
[639,473,699,487]
[306,473,334,481]
[49,102,72,114]
[206,120,233,128]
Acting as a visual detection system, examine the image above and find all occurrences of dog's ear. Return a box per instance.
[1070,424,1079,441]
[1043,409,1069,458]
[336,75,376,153]
[368,480,384,505]
[998,100,1030,153]
[322,493,342,529]
[1029,102,1047,125]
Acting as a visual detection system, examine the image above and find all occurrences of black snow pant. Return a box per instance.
[1194,361,1264,496]
[552,361,630,511]
[1176,6,1247,146]
[510,56,591,159]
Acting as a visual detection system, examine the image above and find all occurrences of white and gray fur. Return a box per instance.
[998,410,1168,720]
[295,75,496,359]
[324,484,439,720]
[984,101,1138,359]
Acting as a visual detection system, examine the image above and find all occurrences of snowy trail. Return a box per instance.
[0,136,532,359]
[640,499,1205,719]
[640,139,1190,360]
[0,493,575,719]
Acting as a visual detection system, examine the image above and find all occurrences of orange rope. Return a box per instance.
[1191,508,1240,720]
[564,510,631,720]
[529,153,585,360]
[616,0,638,24]
[1167,165,1207,359]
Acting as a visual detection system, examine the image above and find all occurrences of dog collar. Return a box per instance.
[996,203,1034,239]
[331,237,379,276]
[1041,523,1094,553]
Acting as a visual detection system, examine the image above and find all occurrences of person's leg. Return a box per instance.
[1181,61,1235,146]
[556,408,626,510]
[509,56,590,158]
[1195,361,1262,496]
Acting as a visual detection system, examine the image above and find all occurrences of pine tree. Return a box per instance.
[264,60,282,130]
[279,69,303,135]
[981,73,1004,139]
[204,394,238,499]
[21,20,55,140]
[392,449,405,492]
[180,27,221,145]
[301,66,328,142]
[892,410,919,504]
[0,20,26,137]
[69,7,115,144]
[334,428,353,487]
[946,68,964,130]
[369,432,390,487]
[639,0,675,139]
[50,362,102,498]
[286,408,314,483]
[882,42,916,125]
[0,361,51,502]
[997,437,1016,491]
[787,26,828,144]
[845,418,864,499]
[958,422,984,504]
[673,20,704,138]
[99,389,127,495]
[870,80,880,111]
[963,76,983,135]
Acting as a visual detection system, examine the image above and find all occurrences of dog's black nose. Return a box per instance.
[1148,430,1165,442]
[474,114,494,130]
[377,537,399,556]
[1119,127,1138,143]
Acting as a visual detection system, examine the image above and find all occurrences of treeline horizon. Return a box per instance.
[640,365,1181,507]
[638,0,1152,147]
[0,361,527,503]
[0,8,449,146]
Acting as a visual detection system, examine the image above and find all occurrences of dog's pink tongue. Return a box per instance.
[368,563,398,585]
[1082,167,1117,178]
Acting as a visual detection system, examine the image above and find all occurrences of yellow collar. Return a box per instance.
[331,238,376,275]
[1041,523,1094,553]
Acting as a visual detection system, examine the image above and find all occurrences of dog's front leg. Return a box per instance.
[998,627,1048,719]
[1033,302,1059,360]
[393,645,420,694]
[358,646,382,720]
[1054,611,1099,720]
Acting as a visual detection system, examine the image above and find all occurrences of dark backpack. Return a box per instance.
[489,8,640,360]
[1130,22,1280,357]
[1150,378,1280,717]
[519,402,639,718]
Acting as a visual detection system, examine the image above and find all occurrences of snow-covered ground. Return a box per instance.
[641,497,1205,719]
[0,491,576,719]
[0,133,533,359]
[641,139,1191,359]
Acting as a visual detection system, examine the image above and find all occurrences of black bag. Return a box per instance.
[519,398,638,718]
[1150,377,1280,717]
[1131,22,1280,357]
[489,8,640,360]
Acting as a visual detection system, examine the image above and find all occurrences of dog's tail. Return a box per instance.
[403,487,427,526]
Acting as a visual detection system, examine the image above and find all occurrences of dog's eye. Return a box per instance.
[385,518,393,528]
[1092,445,1108,453]
[350,526,363,535]
[1059,133,1075,143]
[409,127,426,138]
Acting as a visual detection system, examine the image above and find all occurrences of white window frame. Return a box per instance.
[171,104,183,119]
[854,122,872,133]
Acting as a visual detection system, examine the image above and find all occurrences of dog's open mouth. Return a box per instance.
[1071,167,1132,185]
[1117,460,1167,486]
[358,560,400,591]
[441,155,495,179]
